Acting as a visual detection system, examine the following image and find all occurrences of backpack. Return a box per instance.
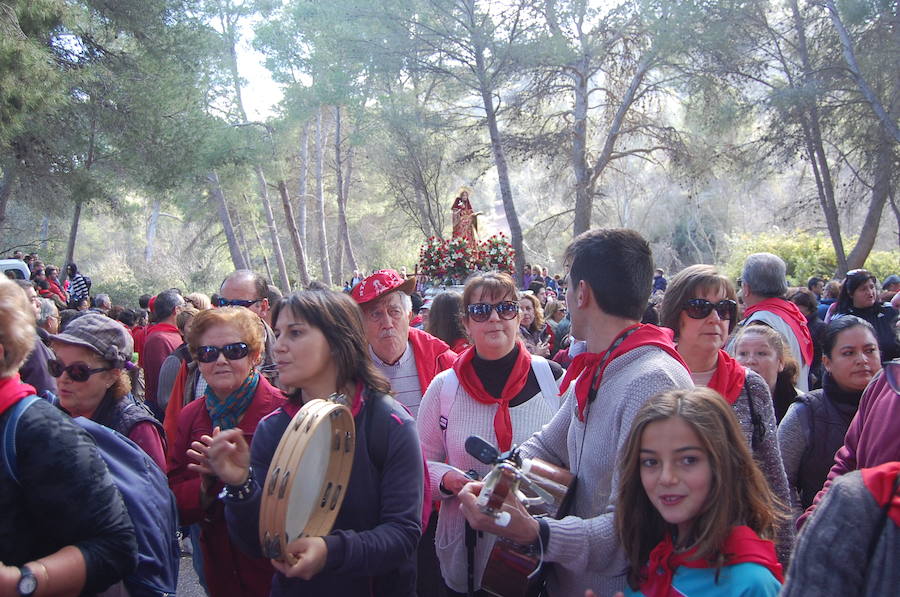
[3,395,179,597]
[83,274,93,292]
[365,391,432,531]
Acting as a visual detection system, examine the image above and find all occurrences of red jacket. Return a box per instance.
[407,327,457,395]
[168,376,285,597]
[142,323,182,409]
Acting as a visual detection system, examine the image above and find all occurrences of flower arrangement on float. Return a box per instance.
[417,233,515,286]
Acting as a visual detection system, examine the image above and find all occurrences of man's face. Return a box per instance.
[361,291,410,364]
[812,281,824,295]
[220,277,270,321]
[46,269,58,281]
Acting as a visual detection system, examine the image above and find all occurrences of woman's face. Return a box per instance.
[519,298,535,328]
[851,279,877,309]
[52,343,119,418]
[465,287,521,360]
[824,326,881,392]
[196,323,256,398]
[273,309,338,397]
[461,191,468,200]
[734,333,784,390]
[677,286,730,360]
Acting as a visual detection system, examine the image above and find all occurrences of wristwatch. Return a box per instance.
[17,565,37,597]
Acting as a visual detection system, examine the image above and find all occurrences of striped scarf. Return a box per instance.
[204,370,259,430]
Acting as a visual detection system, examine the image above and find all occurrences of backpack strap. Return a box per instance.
[530,356,559,412]
[2,395,41,484]
[438,369,460,437]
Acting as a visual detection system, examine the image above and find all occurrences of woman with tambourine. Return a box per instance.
[202,290,424,596]
[416,272,564,596]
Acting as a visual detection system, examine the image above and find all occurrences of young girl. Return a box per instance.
[616,388,784,596]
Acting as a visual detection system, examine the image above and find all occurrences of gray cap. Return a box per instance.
[50,313,134,368]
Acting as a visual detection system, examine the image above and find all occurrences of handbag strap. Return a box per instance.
[2,395,41,483]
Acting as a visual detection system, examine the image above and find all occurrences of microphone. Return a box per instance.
[465,435,499,465]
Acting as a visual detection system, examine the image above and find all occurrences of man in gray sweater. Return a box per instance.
[459,228,694,596]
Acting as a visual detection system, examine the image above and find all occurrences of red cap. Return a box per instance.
[148,295,157,313]
[351,269,416,305]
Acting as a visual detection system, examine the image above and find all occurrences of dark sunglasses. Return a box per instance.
[48,359,112,382]
[683,298,737,320]
[196,342,250,363]
[214,297,262,308]
[466,301,519,323]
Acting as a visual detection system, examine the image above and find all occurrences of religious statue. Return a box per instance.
[451,189,480,251]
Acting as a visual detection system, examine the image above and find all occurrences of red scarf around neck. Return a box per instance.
[640,525,783,597]
[743,298,813,365]
[707,350,747,405]
[0,374,38,415]
[453,342,532,451]
[559,324,689,422]
[861,461,900,528]
[147,322,180,338]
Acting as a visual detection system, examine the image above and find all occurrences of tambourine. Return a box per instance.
[259,398,355,564]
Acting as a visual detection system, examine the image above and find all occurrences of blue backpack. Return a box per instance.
[3,395,179,597]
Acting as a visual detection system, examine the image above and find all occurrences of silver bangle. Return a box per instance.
[219,468,255,501]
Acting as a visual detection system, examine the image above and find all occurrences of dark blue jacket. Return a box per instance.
[224,390,424,596]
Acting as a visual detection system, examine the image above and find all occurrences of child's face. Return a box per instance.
[639,416,712,541]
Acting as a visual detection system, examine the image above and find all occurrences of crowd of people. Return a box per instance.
[2,235,899,597]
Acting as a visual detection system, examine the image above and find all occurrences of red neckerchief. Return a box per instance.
[559,324,689,422]
[707,350,747,405]
[147,322,180,337]
[743,298,813,365]
[861,461,900,527]
[453,342,532,451]
[0,374,38,415]
[640,526,783,597]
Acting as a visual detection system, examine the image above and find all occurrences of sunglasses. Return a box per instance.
[466,301,519,323]
[214,297,262,308]
[683,298,737,320]
[196,342,250,363]
[48,359,112,382]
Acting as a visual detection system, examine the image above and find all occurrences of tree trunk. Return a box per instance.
[0,155,18,235]
[229,198,253,269]
[845,137,892,270]
[315,108,332,284]
[39,216,49,251]
[242,193,274,283]
[414,188,432,237]
[208,171,248,271]
[63,200,82,281]
[333,107,345,285]
[342,146,358,272]
[278,180,311,287]
[474,50,524,284]
[298,121,309,247]
[254,165,291,291]
[571,58,591,238]
[145,198,161,262]
[789,0,847,273]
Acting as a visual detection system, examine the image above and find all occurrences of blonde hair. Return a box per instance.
[616,388,781,589]
[732,324,800,386]
[519,292,545,333]
[186,307,265,364]
[0,278,37,377]
[185,292,212,310]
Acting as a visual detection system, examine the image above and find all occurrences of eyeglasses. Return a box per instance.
[214,297,262,308]
[466,301,519,322]
[48,359,112,382]
[683,298,737,321]
[196,342,250,363]
[845,269,873,281]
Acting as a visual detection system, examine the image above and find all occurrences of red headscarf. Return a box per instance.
[706,350,747,405]
[861,461,900,527]
[639,526,783,597]
[743,298,813,365]
[453,342,532,451]
[559,324,689,422]
[0,374,38,415]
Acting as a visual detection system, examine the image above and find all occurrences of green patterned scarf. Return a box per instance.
[204,370,259,430]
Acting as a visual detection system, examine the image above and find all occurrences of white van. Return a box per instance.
[1,259,30,280]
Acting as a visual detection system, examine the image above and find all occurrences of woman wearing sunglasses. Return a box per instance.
[201,290,424,596]
[417,271,564,595]
[168,307,285,597]
[660,264,792,564]
[831,269,899,361]
[48,312,166,470]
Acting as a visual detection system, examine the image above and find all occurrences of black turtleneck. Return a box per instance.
[822,371,864,410]
[471,344,564,406]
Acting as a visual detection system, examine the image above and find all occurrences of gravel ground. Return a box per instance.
[176,555,206,597]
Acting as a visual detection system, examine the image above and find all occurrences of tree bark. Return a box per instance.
[145,198,161,262]
[63,200,83,281]
[298,121,309,247]
[342,146,358,272]
[845,137,892,270]
[571,56,591,238]
[333,107,345,285]
[278,179,311,287]
[229,198,253,269]
[0,154,17,234]
[315,107,332,284]
[208,171,248,271]
[242,193,274,283]
[254,165,291,291]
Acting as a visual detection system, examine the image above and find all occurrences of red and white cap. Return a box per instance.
[351,269,416,305]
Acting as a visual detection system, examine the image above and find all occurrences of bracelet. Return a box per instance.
[219,468,255,501]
